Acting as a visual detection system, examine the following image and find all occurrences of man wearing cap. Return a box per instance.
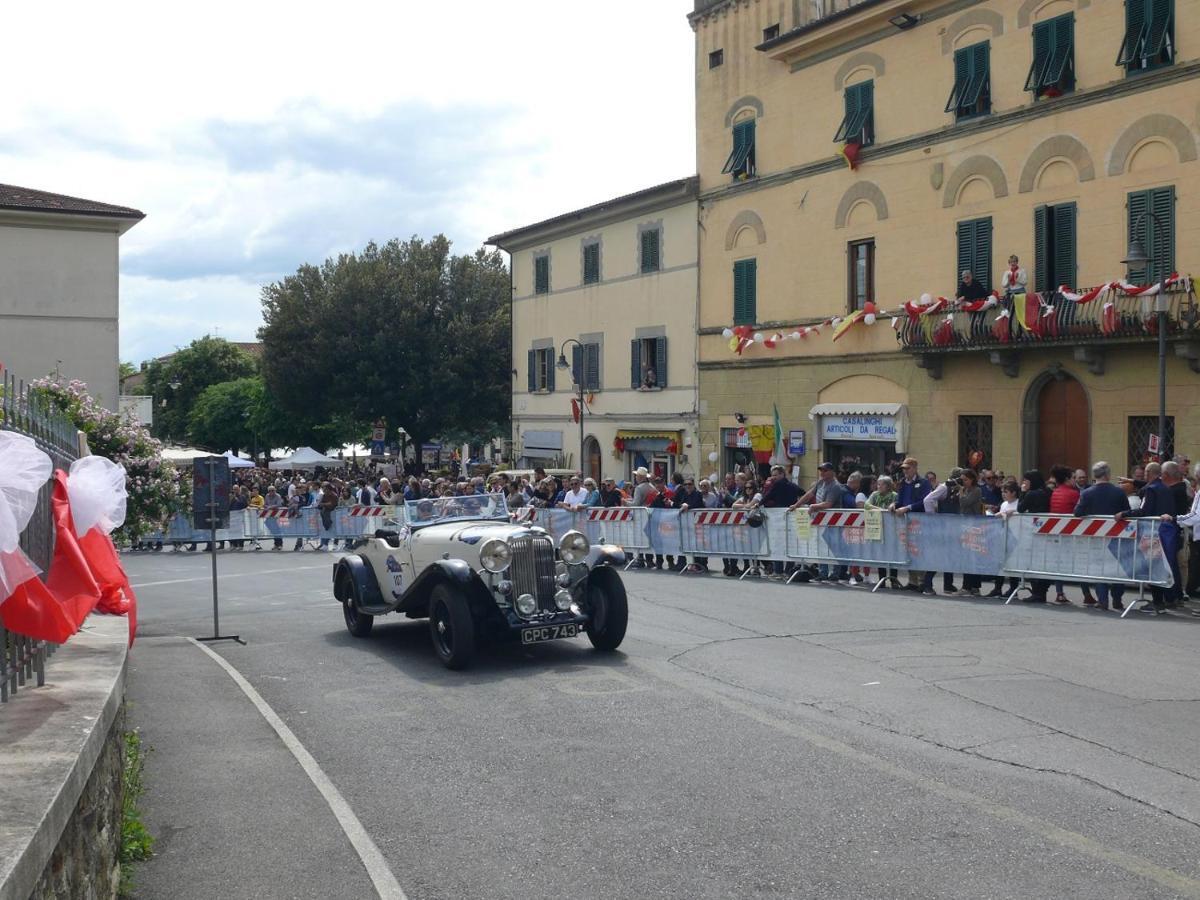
[626,467,655,568]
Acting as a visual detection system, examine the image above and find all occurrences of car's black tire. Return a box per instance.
[338,569,374,638]
[428,583,476,669]
[585,568,628,651]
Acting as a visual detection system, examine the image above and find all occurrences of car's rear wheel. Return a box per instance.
[585,568,628,651]
[428,583,476,669]
[338,569,374,638]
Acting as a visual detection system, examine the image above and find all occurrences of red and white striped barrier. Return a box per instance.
[694,510,747,526]
[588,508,632,522]
[1031,516,1135,538]
[258,508,292,519]
[347,506,387,517]
[809,510,864,528]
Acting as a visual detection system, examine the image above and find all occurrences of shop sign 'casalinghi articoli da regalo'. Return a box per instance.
[819,415,898,443]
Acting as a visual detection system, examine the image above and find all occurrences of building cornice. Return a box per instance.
[488,177,698,253]
[699,60,1200,204]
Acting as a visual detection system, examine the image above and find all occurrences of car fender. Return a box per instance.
[333,555,388,613]
[586,543,626,568]
[394,558,489,618]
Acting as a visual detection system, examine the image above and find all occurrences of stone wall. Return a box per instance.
[28,706,124,900]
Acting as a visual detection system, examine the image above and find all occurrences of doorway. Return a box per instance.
[1024,369,1090,474]
[583,436,602,483]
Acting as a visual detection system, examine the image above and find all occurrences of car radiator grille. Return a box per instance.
[508,535,556,610]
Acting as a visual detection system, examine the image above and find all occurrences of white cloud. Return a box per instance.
[0,1,696,363]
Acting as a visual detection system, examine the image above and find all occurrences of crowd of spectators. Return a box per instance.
[139,455,1200,617]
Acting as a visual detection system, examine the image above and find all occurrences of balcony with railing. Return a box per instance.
[896,286,1200,378]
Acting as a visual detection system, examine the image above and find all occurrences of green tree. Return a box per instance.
[143,336,257,443]
[259,236,510,454]
[187,378,259,453]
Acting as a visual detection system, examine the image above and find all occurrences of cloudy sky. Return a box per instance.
[1,1,696,364]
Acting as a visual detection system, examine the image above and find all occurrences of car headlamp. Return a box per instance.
[479,538,512,574]
[558,530,590,565]
[554,589,573,611]
[515,593,537,616]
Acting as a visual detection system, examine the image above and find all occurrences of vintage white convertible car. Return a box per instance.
[332,495,628,669]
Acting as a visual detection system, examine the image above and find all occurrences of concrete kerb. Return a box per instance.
[0,615,128,900]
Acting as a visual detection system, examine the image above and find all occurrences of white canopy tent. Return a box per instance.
[159,447,210,466]
[268,446,341,471]
[223,450,254,469]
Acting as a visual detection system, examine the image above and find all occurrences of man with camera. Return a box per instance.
[920,468,964,596]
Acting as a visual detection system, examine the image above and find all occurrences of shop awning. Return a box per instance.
[615,429,681,440]
[522,430,562,452]
[807,403,903,419]
[808,403,907,453]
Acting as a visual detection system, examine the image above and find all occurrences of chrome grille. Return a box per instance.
[508,535,557,611]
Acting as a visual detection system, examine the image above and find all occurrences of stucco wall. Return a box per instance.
[0,222,121,410]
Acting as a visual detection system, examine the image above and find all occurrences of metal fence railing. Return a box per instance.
[1,371,82,703]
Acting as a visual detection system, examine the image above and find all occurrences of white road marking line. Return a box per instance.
[132,564,330,588]
[188,638,407,900]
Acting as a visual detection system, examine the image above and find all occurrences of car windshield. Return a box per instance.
[403,494,509,526]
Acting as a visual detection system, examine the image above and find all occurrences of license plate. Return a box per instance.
[521,623,580,645]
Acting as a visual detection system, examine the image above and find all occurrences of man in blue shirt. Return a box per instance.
[1074,461,1132,611]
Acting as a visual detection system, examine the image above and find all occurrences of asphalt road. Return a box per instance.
[124,548,1200,899]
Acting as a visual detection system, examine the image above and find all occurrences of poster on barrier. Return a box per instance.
[864,508,882,541]
[1003,514,1172,586]
[903,514,1005,576]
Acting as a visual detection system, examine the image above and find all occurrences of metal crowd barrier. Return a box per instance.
[678,509,769,566]
[784,509,911,588]
[582,507,650,553]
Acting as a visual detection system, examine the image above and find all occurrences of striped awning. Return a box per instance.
[615,429,681,440]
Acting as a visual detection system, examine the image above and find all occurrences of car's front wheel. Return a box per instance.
[428,583,476,670]
[585,568,628,651]
[338,569,374,638]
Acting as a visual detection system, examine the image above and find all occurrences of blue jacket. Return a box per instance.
[1073,482,1129,517]
[1130,478,1171,518]
[896,476,930,511]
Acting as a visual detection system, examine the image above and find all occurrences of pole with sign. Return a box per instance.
[192,456,243,644]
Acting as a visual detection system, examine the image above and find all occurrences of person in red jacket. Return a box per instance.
[1048,464,1094,605]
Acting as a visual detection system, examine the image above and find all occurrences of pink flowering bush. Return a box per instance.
[32,378,185,541]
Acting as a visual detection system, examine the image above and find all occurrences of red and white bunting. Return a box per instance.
[1032,517,1135,538]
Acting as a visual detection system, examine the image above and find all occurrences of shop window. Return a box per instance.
[958,415,993,469]
[1127,415,1174,470]
[1034,203,1076,291]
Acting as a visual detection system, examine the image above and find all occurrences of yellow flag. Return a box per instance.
[831,309,865,342]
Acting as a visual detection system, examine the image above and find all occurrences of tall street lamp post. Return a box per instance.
[1122,213,1170,459]
[556,339,585,476]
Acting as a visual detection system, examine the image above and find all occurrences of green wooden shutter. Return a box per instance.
[583,243,599,284]
[1146,0,1173,59]
[1026,20,1052,91]
[641,229,660,273]
[975,217,992,291]
[655,338,668,388]
[972,42,990,113]
[1033,206,1050,292]
[630,340,641,388]
[733,259,756,325]
[1119,0,1148,67]
[527,350,537,392]
[1048,14,1075,89]
[585,343,600,391]
[1126,189,1151,282]
[545,350,555,393]
[534,256,549,294]
[1150,185,1175,281]
[571,344,582,387]
[1053,203,1077,289]
[947,46,970,112]
[956,220,976,285]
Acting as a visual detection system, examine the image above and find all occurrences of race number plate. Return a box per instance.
[520,623,580,645]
